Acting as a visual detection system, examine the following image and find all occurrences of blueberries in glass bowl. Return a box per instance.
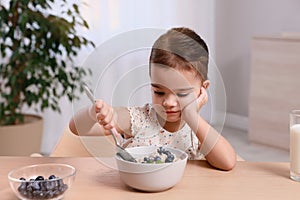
[17,175,68,199]
[8,163,76,200]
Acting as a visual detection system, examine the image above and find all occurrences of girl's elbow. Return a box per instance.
[221,154,237,171]
[222,159,236,171]
[210,155,236,171]
[69,119,79,135]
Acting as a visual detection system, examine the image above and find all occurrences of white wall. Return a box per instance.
[215,0,300,130]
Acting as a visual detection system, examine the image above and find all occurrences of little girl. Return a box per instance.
[69,27,236,170]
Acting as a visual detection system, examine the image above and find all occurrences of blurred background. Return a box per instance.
[1,0,299,160]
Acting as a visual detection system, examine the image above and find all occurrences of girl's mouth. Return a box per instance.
[166,110,180,115]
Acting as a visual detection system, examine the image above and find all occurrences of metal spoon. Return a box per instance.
[82,84,137,162]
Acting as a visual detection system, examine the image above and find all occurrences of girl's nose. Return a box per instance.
[162,94,178,107]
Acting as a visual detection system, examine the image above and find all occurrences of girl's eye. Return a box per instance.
[154,91,165,96]
[176,93,189,97]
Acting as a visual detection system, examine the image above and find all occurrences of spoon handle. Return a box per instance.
[83,84,95,103]
[109,128,119,146]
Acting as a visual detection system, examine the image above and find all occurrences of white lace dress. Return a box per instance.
[122,103,203,160]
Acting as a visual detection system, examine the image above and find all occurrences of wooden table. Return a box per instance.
[0,157,299,200]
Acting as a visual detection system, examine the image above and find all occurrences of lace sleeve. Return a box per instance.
[127,104,151,137]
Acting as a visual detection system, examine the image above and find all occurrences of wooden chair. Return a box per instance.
[50,127,115,157]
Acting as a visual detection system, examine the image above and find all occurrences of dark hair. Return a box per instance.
[149,27,209,81]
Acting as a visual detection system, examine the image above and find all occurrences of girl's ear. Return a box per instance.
[197,80,210,98]
[202,80,210,89]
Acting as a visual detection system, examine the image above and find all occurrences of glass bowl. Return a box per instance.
[8,163,76,200]
[115,146,188,192]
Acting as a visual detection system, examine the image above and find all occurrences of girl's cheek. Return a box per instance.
[178,94,197,108]
[178,99,188,109]
[152,96,161,106]
[152,93,163,101]
[152,104,167,119]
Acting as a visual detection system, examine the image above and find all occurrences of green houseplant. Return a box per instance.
[0,0,94,155]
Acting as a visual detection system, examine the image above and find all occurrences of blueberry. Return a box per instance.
[33,190,44,198]
[19,190,28,197]
[165,153,175,162]
[41,180,48,190]
[57,179,64,186]
[45,190,54,198]
[26,192,33,199]
[48,175,56,180]
[165,157,174,163]
[31,181,41,191]
[168,154,175,160]
[59,184,68,192]
[157,147,166,155]
[164,150,171,155]
[26,182,34,192]
[144,157,149,162]
[35,176,44,181]
[45,180,56,190]
[54,189,61,196]
[18,182,27,192]
[154,156,161,161]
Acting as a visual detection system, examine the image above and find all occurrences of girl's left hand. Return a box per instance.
[181,87,208,120]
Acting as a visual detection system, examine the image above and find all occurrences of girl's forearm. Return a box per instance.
[184,112,236,170]
[69,106,108,136]
[199,117,236,170]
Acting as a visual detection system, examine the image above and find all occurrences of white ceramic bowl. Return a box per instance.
[115,146,188,192]
[8,163,76,200]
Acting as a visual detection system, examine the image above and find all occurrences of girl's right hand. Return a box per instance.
[90,99,116,130]
[182,87,208,116]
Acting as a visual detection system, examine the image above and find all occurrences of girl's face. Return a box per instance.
[150,65,205,127]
